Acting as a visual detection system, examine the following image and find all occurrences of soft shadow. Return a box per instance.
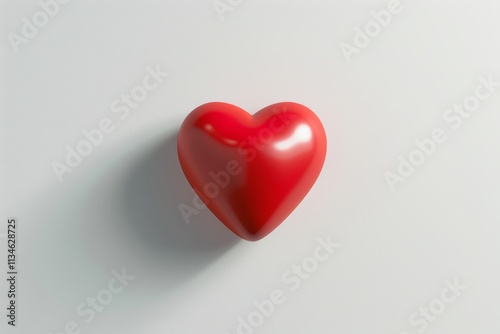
[81,131,239,292]
[123,132,239,252]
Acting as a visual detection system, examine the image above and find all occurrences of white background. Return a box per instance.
[1,0,500,333]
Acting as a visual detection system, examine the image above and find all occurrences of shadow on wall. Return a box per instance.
[81,130,240,294]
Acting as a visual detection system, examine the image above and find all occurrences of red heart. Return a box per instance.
[177,102,327,241]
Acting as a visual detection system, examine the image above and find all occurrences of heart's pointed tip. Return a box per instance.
[229,221,280,242]
[235,232,267,242]
[219,219,270,242]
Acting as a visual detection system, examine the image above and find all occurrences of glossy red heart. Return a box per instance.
[177,102,327,241]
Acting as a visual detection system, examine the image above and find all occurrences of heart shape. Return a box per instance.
[177,102,327,241]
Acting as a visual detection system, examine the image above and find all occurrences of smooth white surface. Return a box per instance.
[1,0,500,333]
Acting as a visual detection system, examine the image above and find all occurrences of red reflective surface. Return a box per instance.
[177,102,327,241]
